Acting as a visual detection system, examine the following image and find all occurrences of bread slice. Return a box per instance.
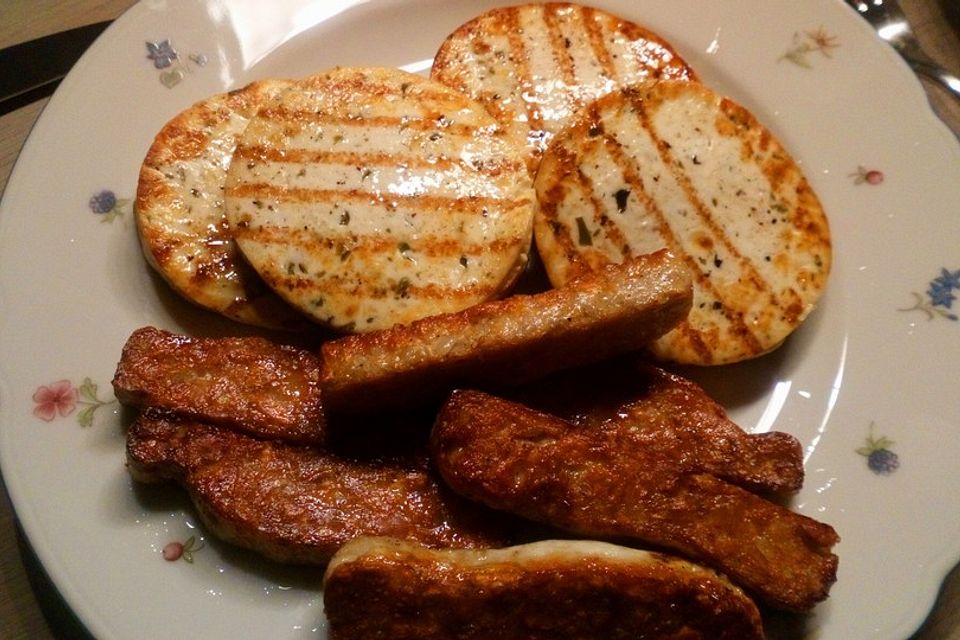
[431,2,697,171]
[322,536,764,640]
[533,80,832,365]
[135,79,309,329]
[320,249,692,413]
[224,66,535,333]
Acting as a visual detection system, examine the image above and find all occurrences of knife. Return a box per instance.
[0,20,111,116]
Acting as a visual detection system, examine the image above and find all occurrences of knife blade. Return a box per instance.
[0,20,111,116]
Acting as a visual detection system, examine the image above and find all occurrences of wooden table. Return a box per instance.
[1,1,958,638]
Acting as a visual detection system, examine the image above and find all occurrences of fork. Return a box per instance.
[845,0,960,102]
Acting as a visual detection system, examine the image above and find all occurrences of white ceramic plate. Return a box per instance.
[2,1,959,638]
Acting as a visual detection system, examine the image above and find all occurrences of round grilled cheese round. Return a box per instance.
[431,2,697,172]
[533,80,832,365]
[135,79,309,330]
[224,66,536,333]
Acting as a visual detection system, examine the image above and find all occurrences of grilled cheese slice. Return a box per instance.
[135,79,308,329]
[224,66,536,333]
[534,80,832,364]
[431,2,697,171]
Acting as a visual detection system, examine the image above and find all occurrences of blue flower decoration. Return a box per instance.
[927,268,960,316]
[901,266,960,321]
[87,190,129,222]
[146,40,178,69]
[857,423,900,476]
[928,282,956,308]
[88,190,117,214]
[933,268,960,293]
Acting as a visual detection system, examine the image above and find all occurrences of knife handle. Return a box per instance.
[0,21,110,115]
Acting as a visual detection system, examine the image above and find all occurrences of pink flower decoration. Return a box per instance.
[32,380,79,421]
[851,165,885,185]
[162,541,184,561]
[162,536,203,563]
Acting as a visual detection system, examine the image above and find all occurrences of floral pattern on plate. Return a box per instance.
[32,378,115,427]
[900,267,960,321]
[857,422,900,475]
[145,39,208,88]
[88,189,130,222]
[780,26,839,68]
[850,166,885,185]
[162,536,205,563]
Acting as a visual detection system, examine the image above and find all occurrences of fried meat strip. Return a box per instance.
[127,409,511,564]
[322,536,764,640]
[511,359,804,494]
[321,249,693,413]
[431,389,839,612]
[113,326,325,444]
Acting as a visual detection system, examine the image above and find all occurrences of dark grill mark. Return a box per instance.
[232,145,525,176]
[226,182,531,216]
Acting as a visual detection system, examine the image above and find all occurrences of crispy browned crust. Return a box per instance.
[112,326,326,444]
[320,249,693,413]
[431,389,839,612]
[126,410,513,565]
[323,537,764,640]
[510,359,804,494]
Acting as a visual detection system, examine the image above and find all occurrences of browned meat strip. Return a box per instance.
[112,326,325,444]
[431,389,839,612]
[323,536,764,640]
[321,249,692,413]
[510,359,804,494]
[127,409,511,564]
